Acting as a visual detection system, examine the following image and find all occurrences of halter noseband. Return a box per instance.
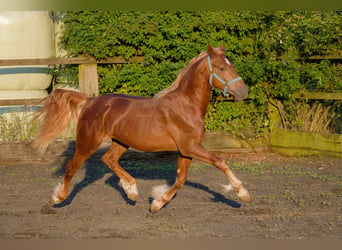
[207,55,242,97]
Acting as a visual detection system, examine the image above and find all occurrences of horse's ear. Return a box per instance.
[220,42,225,52]
[207,45,215,57]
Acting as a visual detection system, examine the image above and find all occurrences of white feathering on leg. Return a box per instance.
[119,179,129,190]
[221,183,234,193]
[151,184,170,201]
[51,182,62,204]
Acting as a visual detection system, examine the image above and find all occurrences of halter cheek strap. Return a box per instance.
[207,56,242,97]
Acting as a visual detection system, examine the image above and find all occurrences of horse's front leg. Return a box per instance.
[150,155,191,213]
[181,142,252,203]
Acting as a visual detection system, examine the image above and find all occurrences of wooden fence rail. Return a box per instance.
[292,91,342,100]
[0,56,144,66]
[0,56,144,104]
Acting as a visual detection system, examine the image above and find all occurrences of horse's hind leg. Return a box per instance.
[150,155,191,213]
[50,132,106,204]
[102,141,138,201]
[50,150,90,204]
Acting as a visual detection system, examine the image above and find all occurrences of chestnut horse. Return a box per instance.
[34,44,251,213]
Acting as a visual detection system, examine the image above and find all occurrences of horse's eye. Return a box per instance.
[220,67,224,71]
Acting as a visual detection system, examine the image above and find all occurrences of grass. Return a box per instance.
[0,109,39,141]
[286,100,341,134]
[231,162,267,175]
[0,106,76,142]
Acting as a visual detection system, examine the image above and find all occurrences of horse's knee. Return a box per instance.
[101,154,110,165]
[102,151,120,166]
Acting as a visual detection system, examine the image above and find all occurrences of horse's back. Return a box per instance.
[78,93,178,152]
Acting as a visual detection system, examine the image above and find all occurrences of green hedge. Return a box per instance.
[54,11,342,135]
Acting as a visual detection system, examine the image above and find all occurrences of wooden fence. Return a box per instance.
[0,56,144,106]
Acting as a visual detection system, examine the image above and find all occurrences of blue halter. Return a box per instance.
[207,55,242,97]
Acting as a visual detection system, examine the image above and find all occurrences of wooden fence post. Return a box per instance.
[79,63,99,97]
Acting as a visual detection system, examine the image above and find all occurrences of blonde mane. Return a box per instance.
[153,51,208,99]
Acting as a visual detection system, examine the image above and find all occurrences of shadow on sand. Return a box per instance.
[52,140,241,209]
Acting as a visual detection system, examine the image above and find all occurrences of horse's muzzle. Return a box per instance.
[229,80,248,102]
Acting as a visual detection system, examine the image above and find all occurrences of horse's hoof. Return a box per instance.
[237,187,252,203]
[127,184,138,201]
[150,199,163,213]
[127,191,138,202]
[120,180,138,202]
[49,195,62,205]
[240,193,252,203]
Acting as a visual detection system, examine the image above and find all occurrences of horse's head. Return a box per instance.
[207,43,248,101]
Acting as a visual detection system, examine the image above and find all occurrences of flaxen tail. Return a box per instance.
[33,89,88,152]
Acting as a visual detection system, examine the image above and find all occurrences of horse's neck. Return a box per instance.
[174,62,211,117]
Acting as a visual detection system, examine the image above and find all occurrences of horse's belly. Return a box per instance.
[112,119,178,152]
[113,133,177,152]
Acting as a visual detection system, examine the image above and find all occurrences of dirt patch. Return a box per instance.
[0,150,341,239]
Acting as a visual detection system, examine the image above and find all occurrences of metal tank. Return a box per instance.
[0,11,55,100]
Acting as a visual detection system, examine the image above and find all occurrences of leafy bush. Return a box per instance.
[53,11,342,135]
